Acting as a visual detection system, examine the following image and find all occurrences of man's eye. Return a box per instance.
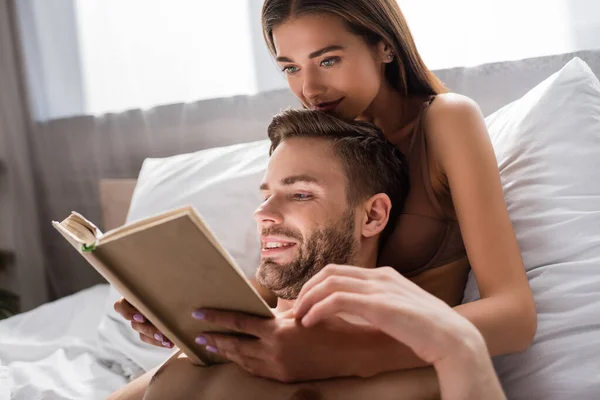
[282,65,299,74]
[320,57,339,67]
[293,193,312,200]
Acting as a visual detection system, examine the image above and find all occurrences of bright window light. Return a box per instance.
[74,0,257,115]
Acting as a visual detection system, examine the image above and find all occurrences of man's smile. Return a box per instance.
[261,236,298,258]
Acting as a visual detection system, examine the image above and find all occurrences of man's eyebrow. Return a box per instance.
[259,174,321,191]
[275,45,345,63]
[282,174,321,186]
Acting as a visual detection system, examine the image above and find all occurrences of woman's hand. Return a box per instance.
[293,264,481,366]
[191,307,380,382]
[293,264,506,400]
[113,297,173,348]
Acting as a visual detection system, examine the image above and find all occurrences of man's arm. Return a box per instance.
[106,366,158,400]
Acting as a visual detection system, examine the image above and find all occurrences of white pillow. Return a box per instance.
[96,139,271,377]
[462,58,600,399]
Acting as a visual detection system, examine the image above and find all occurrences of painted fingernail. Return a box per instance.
[206,345,218,353]
[133,313,145,323]
[162,341,172,348]
[192,310,206,320]
[195,336,207,345]
[154,333,164,342]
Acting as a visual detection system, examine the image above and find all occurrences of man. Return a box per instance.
[111,109,505,400]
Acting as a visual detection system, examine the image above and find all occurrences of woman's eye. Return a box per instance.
[293,193,312,201]
[320,57,339,67]
[282,65,299,74]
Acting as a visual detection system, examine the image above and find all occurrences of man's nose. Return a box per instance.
[253,199,283,226]
[302,68,326,102]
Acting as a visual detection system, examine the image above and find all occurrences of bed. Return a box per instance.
[1,50,600,400]
[0,284,121,399]
[0,180,138,399]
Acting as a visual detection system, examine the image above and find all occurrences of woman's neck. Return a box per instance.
[358,82,425,139]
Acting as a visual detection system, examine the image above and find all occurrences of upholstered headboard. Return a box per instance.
[41,49,600,302]
[98,179,137,231]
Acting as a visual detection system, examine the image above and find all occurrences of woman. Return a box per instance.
[113,0,536,393]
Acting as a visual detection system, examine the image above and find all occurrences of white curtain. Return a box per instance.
[75,0,257,115]
[16,0,264,120]
[401,0,596,69]
[15,0,600,120]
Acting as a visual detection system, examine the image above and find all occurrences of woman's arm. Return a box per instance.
[425,93,537,356]
[294,264,506,400]
[341,93,538,376]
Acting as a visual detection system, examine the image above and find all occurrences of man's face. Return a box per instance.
[254,137,360,300]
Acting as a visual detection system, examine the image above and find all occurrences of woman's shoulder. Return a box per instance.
[423,93,489,165]
[424,93,487,149]
[427,93,483,122]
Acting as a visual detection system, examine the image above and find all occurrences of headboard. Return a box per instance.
[99,179,137,231]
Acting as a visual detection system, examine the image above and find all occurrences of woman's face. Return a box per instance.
[272,13,389,120]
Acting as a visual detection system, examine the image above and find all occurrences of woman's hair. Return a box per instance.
[261,0,447,96]
[268,108,409,245]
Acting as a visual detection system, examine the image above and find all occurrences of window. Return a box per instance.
[75,0,257,115]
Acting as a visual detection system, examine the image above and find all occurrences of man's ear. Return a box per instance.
[361,193,392,239]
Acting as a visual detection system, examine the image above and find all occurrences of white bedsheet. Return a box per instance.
[0,284,128,400]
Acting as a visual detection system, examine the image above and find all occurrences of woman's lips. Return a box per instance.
[314,97,344,112]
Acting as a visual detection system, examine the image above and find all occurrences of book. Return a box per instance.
[52,205,274,366]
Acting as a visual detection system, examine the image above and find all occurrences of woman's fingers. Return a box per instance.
[132,321,173,348]
[114,297,140,320]
[294,274,373,319]
[295,264,371,306]
[300,291,376,327]
[199,333,262,359]
[194,309,271,338]
[138,332,173,348]
[115,297,171,348]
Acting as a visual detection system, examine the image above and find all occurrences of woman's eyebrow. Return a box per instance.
[276,45,345,63]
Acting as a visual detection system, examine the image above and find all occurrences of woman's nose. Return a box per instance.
[302,69,326,102]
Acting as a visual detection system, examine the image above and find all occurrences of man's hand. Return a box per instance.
[192,308,377,382]
[113,297,173,348]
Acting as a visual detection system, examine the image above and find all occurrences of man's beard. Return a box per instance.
[255,209,358,300]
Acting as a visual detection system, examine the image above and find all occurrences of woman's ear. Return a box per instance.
[376,41,395,64]
[361,193,392,239]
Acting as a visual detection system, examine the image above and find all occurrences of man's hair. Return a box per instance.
[267,108,409,245]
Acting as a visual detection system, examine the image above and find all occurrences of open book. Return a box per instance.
[53,206,274,366]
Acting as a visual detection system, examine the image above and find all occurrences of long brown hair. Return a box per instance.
[262,0,446,96]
